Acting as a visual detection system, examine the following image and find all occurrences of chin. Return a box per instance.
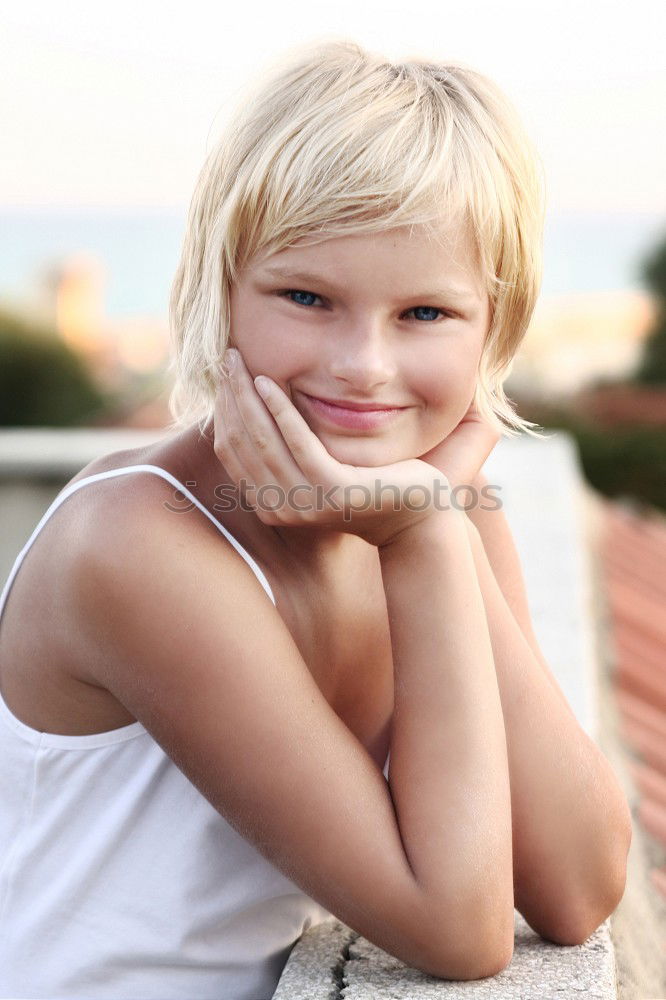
[316,432,417,467]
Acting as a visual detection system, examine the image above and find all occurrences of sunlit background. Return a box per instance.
[1,0,665,506]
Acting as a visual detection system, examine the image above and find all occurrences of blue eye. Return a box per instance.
[281,289,322,307]
[408,306,442,322]
[279,289,452,322]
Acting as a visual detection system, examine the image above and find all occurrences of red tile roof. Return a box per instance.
[600,497,666,900]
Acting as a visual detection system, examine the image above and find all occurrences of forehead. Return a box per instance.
[250,221,484,296]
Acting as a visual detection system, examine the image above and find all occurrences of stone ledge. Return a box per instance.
[272,918,353,1000]
[274,914,615,999]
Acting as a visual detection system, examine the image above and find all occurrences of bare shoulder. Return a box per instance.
[58,458,234,676]
[64,444,209,558]
[66,460,240,625]
[67,441,155,485]
[68,466,274,701]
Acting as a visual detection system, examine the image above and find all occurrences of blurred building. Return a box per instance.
[4,252,170,394]
[508,289,657,401]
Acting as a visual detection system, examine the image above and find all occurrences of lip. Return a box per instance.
[299,391,409,430]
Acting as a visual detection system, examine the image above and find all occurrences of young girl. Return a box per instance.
[0,39,631,999]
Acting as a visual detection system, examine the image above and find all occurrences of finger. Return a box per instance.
[229,351,354,525]
[225,354,337,522]
[249,372,349,488]
[420,414,500,489]
[213,373,259,506]
[448,422,500,486]
[228,352,310,493]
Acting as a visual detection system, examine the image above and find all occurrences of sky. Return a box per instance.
[1,0,665,216]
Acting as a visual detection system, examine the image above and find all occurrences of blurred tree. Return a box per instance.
[0,308,113,426]
[516,399,666,512]
[633,231,666,384]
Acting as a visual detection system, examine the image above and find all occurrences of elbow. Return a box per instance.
[537,863,630,947]
[426,936,514,982]
[524,813,632,948]
[560,819,633,946]
[423,906,515,981]
[538,904,615,948]
[463,937,515,981]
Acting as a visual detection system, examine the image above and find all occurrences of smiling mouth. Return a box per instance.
[301,392,407,412]
[298,391,408,430]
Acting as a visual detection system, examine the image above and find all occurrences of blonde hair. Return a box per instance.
[167,38,547,438]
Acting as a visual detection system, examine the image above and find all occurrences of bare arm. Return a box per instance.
[465,471,577,716]
[380,509,515,965]
[463,482,632,942]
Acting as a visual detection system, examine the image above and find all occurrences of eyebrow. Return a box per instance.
[259,265,480,303]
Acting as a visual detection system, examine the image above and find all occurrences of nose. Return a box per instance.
[326,320,399,391]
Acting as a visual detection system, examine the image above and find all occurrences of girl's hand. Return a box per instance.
[417,401,501,505]
[213,348,455,548]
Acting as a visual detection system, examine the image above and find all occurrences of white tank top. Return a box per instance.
[0,464,388,1000]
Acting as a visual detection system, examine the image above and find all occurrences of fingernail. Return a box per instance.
[254,376,271,399]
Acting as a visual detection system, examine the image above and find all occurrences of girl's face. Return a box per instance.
[228,222,491,468]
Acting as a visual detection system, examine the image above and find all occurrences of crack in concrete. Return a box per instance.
[331,930,360,998]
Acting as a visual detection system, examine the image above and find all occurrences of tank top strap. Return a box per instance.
[0,464,276,623]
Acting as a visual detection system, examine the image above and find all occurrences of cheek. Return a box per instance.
[419,361,478,411]
[243,339,290,383]
[415,351,481,442]
[230,313,302,387]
